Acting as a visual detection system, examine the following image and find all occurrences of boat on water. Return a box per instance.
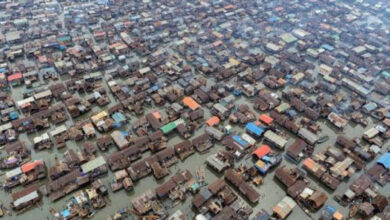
[317,135,329,144]
[348,203,359,218]
[0,201,4,217]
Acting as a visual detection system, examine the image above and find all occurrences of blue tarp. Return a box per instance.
[251,211,270,220]
[269,16,279,22]
[321,205,335,220]
[377,152,390,169]
[61,209,70,218]
[59,45,67,51]
[9,111,18,120]
[232,135,248,147]
[325,205,336,213]
[287,109,297,117]
[233,90,241,96]
[245,123,264,136]
[121,131,128,137]
[255,160,271,175]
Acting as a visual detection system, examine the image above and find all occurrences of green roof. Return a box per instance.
[13,18,27,25]
[57,36,71,42]
[381,71,390,78]
[160,122,177,134]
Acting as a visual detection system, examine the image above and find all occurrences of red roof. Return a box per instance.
[38,55,47,63]
[152,111,161,120]
[7,73,22,81]
[255,120,264,126]
[183,97,201,110]
[303,158,316,170]
[21,160,44,173]
[253,145,271,158]
[206,116,220,127]
[259,114,274,125]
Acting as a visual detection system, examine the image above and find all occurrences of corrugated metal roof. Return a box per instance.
[81,156,106,173]
[13,191,39,207]
[253,145,271,159]
[6,167,22,179]
[160,122,177,134]
[183,97,201,110]
[245,123,264,136]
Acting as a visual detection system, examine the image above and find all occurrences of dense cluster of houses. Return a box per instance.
[0,0,389,220]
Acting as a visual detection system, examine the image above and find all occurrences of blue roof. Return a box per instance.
[245,123,264,136]
[112,112,126,123]
[322,44,334,51]
[130,15,140,20]
[255,160,271,174]
[269,16,279,22]
[151,85,159,91]
[232,135,248,147]
[377,152,390,169]
[287,109,297,117]
[43,67,56,74]
[199,188,212,200]
[363,102,377,112]
[262,155,271,162]
[57,36,71,42]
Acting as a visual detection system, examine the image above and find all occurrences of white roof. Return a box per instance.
[33,133,50,144]
[293,29,310,38]
[195,214,208,220]
[50,125,67,137]
[139,67,151,74]
[13,191,39,207]
[241,133,256,145]
[364,127,379,139]
[17,97,35,107]
[6,167,22,179]
[299,187,314,199]
[81,156,106,173]
[33,90,52,100]
[0,122,12,132]
[213,103,228,113]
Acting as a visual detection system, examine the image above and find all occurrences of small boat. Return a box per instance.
[317,135,329,144]
[0,201,4,217]
[87,211,96,219]
[113,212,122,220]
[349,203,359,218]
